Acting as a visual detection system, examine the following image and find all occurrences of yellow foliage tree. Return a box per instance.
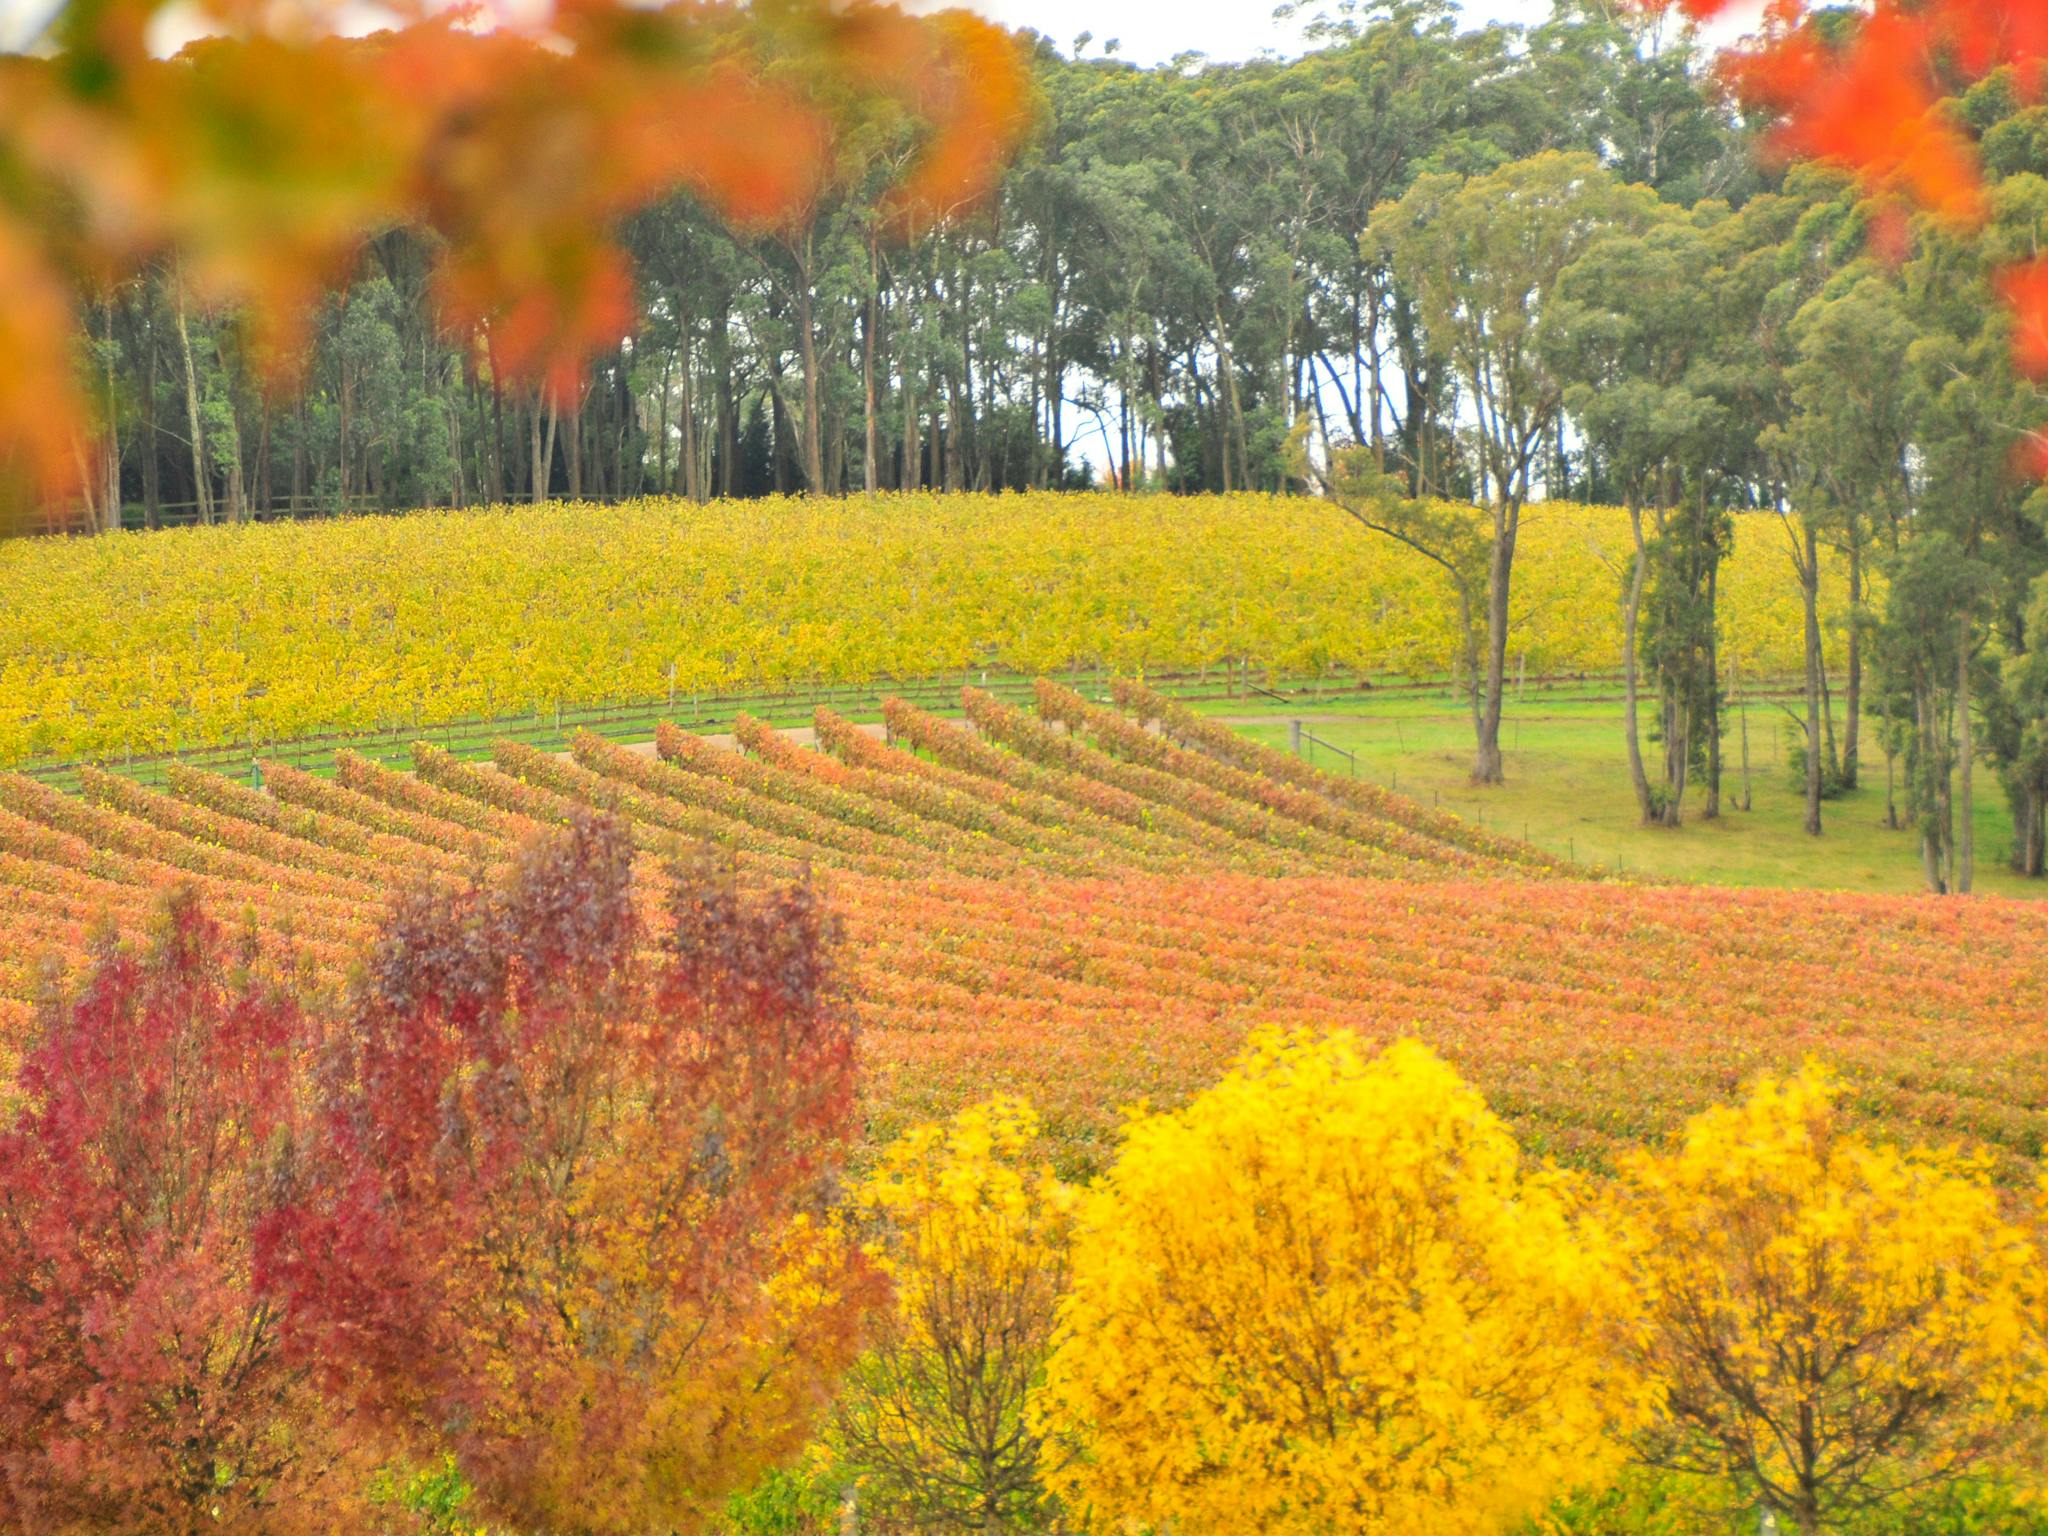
[1032,1032,1633,1536]
[1614,1062,2048,1536]
[836,1096,1077,1533]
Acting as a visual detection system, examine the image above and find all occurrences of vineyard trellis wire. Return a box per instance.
[13,662,1805,797]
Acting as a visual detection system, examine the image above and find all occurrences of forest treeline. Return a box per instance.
[81,0,1752,522]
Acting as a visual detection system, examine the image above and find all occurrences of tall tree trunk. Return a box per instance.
[2018,784,2046,876]
[862,240,879,496]
[1622,501,1656,822]
[213,335,246,522]
[566,388,583,500]
[173,264,213,526]
[656,345,672,494]
[1704,561,1722,819]
[615,352,631,497]
[1842,535,1862,788]
[901,349,919,491]
[542,396,560,502]
[141,306,162,530]
[944,370,963,492]
[680,337,703,503]
[338,349,353,507]
[1915,684,1951,891]
[715,355,736,498]
[1045,283,1064,487]
[1957,619,1974,894]
[446,395,463,508]
[256,405,272,516]
[292,395,308,513]
[796,240,826,494]
[1472,501,1517,785]
[529,399,544,503]
[709,296,735,498]
[99,296,121,533]
[1739,694,1753,813]
[770,378,791,496]
[1799,521,1824,837]
[1662,689,1690,829]
[1215,307,1251,496]
[485,372,504,504]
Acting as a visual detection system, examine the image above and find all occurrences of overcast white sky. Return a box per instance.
[1,0,1762,58]
[968,0,1540,66]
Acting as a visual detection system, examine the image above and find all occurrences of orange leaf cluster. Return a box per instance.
[0,0,1033,511]
[1669,0,2048,388]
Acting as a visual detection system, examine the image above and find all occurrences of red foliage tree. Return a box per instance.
[0,894,367,1536]
[262,814,876,1536]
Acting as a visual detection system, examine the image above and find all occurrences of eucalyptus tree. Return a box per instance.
[1889,178,2048,891]
[1369,150,1657,783]
[1744,165,1872,836]
[1779,269,1918,797]
[1546,208,1725,824]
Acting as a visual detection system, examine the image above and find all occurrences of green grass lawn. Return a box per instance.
[1193,682,2048,899]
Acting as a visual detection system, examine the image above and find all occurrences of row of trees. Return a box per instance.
[3,0,1036,528]
[68,0,1755,526]
[1,840,2042,1536]
[71,0,2048,892]
[1323,102,2048,893]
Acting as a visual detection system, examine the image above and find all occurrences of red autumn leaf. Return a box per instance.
[877,10,1040,238]
[1998,257,2048,375]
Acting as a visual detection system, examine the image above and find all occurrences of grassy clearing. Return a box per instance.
[1194,683,2047,899]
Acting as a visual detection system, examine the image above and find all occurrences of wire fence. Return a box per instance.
[35,491,673,536]
[15,663,1736,794]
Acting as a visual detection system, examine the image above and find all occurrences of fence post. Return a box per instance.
[1289,719,1302,758]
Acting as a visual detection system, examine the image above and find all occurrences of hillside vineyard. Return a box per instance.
[4,678,2040,1174]
[0,495,1852,766]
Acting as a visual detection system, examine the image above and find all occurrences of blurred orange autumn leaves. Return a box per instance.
[1675,0,2048,404]
[0,0,1035,516]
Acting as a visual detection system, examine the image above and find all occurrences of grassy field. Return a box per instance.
[1200,683,2047,899]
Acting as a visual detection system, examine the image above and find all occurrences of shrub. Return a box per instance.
[0,895,369,1535]
[836,1097,1076,1531]
[1034,1031,1634,1536]
[264,816,882,1536]
[1612,1062,2048,1536]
